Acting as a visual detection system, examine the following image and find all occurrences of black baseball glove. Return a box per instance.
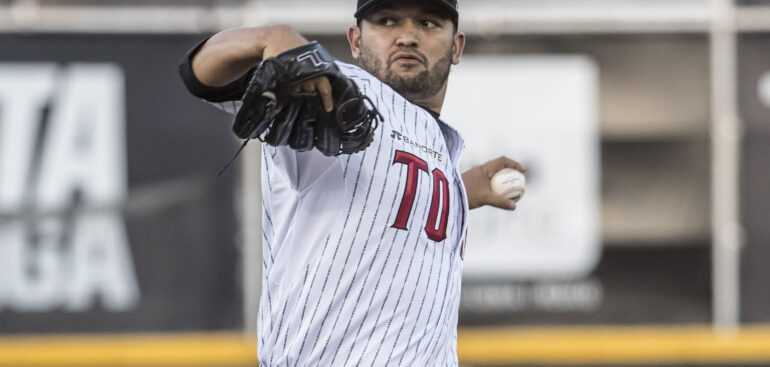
[232,41,382,156]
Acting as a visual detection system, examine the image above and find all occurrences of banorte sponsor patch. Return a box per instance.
[390,130,443,163]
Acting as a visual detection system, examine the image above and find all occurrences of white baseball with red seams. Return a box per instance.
[490,168,526,203]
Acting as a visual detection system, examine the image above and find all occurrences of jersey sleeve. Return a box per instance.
[334,61,386,101]
[264,145,342,193]
[177,37,256,114]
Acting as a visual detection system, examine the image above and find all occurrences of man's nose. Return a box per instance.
[395,21,419,48]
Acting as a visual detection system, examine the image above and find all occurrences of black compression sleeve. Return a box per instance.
[178,37,257,103]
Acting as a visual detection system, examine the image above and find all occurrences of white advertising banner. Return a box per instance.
[442,55,601,280]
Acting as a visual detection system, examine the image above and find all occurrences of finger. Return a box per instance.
[316,77,334,112]
[486,193,518,211]
[497,156,525,172]
[486,156,525,176]
[301,81,316,93]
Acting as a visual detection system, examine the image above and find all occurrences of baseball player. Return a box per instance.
[179,0,524,365]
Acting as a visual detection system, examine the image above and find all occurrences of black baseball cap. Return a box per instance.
[355,0,459,26]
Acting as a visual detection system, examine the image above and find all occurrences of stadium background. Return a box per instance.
[1,0,769,365]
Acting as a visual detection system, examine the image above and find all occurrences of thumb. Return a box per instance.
[486,193,517,211]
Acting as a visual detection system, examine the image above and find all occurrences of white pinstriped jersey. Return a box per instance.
[212,61,468,366]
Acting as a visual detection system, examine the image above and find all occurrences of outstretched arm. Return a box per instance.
[462,156,525,210]
[190,25,333,111]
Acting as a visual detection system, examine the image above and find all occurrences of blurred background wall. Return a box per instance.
[0,0,769,366]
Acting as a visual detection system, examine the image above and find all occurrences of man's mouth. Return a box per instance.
[390,51,426,66]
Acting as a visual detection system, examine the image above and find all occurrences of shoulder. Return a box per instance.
[334,61,373,80]
[333,60,404,112]
[333,61,437,133]
[334,61,387,95]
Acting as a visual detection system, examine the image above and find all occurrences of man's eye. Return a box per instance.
[422,20,438,28]
[378,17,396,26]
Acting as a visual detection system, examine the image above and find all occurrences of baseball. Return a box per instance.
[490,168,526,202]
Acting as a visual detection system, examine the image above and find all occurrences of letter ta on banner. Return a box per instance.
[0,63,140,312]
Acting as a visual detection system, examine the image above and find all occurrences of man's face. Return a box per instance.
[349,6,463,101]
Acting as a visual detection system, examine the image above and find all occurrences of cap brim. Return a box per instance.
[355,0,458,20]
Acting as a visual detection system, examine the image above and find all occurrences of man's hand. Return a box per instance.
[291,76,334,112]
[261,25,309,59]
[263,27,334,112]
[462,156,526,210]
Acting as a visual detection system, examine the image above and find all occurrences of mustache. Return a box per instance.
[388,48,427,66]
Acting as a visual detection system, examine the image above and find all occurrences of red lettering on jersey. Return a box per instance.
[392,151,429,230]
[425,169,450,242]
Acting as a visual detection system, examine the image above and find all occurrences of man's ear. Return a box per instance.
[347,26,362,59]
[451,31,466,65]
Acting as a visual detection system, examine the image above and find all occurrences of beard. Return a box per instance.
[358,43,452,101]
